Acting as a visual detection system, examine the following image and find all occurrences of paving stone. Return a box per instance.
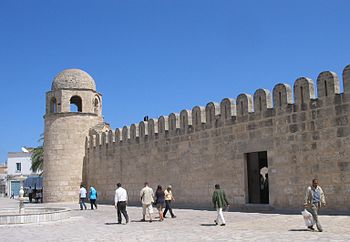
[0,198,350,241]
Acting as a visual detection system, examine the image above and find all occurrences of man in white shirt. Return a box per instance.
[115,183,129,224]
[79,184,87,210]
[140,182,154,222]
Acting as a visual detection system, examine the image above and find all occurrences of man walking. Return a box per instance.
[115,183,129,224]
[28,186,33,203]
[79,184,87,210]
[140,182,154,222]
[212,184,229,226]
[304,178,326,232]
[163,185,176,218]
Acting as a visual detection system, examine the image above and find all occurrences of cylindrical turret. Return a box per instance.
[43,69,103,202]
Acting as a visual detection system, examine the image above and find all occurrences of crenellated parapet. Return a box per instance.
[87,65,349,148]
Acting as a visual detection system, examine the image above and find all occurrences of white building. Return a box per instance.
[0,164,7,196]
[6,151,38,197]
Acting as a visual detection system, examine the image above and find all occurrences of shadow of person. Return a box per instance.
[289,229,311,232]
[200,224,217,227]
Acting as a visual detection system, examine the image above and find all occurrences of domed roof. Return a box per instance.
[51,69,96,91]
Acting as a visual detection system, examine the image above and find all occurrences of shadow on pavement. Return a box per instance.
[200,224,217,227]
[130,219,161,223]
[289,229,310,232]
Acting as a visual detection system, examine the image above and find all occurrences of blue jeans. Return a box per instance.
[80,198,87,210]
[163,200,175,217]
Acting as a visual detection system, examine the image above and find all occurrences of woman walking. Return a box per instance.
[155,185,165,221]
[89,186,98,210]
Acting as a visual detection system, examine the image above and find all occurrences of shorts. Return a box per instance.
[142,204,153,215]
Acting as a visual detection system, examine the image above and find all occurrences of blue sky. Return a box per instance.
[0,0,349,163]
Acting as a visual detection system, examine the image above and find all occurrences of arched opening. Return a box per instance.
[93,96,100,114]
[70,96,82,112]
[50,97,57,113]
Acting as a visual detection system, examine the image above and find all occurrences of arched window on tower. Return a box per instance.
[70,96,82,112]
[50,97,57,113]
[93,96,100,114]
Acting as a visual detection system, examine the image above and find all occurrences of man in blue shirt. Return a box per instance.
[89,186,97,210]
[304,178,326,232]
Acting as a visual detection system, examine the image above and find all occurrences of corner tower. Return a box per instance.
[43,69,103,202]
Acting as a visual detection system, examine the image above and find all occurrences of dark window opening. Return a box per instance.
[259,96,262,111]
[50,97,57,113]
[240,101,244,115]
[278,92,282,107]
[324,81,328,97]
[246,151,269,204]
[300,86,304,104]
[70,96,82,112]
[209,108,213,124]
[159,121,164,133]
[170,118,174,130]
[94,97,99,114]
[16,162,21,172]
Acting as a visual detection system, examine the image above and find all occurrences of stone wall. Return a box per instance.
[85,65,350,211]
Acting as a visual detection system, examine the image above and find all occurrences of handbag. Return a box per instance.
[301,209,315,227]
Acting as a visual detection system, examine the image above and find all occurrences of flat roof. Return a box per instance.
[7,152,32,158]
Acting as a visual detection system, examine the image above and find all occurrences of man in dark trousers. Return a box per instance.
[28,186,33,203]
[115,183,129,224]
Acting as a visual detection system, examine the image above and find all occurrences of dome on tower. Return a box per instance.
[51,69,96,91]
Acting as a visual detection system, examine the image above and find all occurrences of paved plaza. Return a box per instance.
[0,198,349,242]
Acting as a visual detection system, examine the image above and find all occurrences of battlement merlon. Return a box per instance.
[87,64,350,148]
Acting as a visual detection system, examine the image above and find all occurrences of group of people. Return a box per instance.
[79,184,98,210]
[115,182,176,224]
[80,179,326,232]
[27,186,43,203]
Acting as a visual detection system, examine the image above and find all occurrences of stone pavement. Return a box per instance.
[0,198,350,241]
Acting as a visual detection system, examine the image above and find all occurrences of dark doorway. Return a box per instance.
[246,151,269,204]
